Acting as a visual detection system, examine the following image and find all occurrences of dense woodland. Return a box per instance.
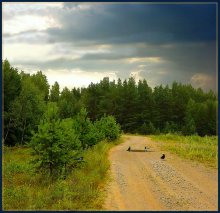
[3,59,217,148]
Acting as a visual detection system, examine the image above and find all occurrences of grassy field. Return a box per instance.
[150,134,218,168]
[3,139,122,210]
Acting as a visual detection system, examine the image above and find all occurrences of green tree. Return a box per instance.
[3,60,22,144]
[3,60,21,112]
[182,118,196,135]
[121,77,138,132]
[137,79,154,128]
[58,87,81,119]
[182,99,197,135]
[73,108,93,149]
[153,85,172,130]
[139,121,156,135]
[4,76,45,145]
[31,71,50,101]
[97,77,117,118]
[95,115,121,141]
[82,83,100,121]
[50,81,60,102]
[30,103,81,177]
[206,100,217,135]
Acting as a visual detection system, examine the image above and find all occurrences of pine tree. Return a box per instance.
[29,103,81,178]
[182,99,197,135]
[50,81,60,102]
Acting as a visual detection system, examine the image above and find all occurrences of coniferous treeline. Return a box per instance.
[3,59,217,147]
[83,77,217,136]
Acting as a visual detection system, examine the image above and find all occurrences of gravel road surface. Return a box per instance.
[104,135,218,211]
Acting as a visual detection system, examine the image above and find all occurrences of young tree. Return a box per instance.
[73,108,93,149]
[30,103,81,178]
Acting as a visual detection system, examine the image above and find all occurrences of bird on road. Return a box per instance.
[127,146,131,151]
[144,146,147,152]
[75,156,84,161]
[161,154,165,159]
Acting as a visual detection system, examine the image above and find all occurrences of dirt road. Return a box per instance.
[104,135,218,211]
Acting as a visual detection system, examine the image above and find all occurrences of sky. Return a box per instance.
[2,2,217,91]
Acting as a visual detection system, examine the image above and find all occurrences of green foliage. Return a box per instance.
[72,109,120,148]
[182,118,196,136]
[95,115,121,141]
[163,121,178,134]
[138,121,156,135]
[3,139,122,210]
[29,103,81,177]
[153,85,173,129]
[82,79,217,136]
[73,108,94,149]
[3,60,22,112]
[58,87,81,119]
[3,60,22,145]
[82,83,100,121]
[50,81,60,102]
[3,60,217,148]
[121,78,139,132]
[31,71,50,101]
[4,72,45,145]
[138,123,148,135]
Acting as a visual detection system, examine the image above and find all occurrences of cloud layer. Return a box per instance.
[3,3,217,91]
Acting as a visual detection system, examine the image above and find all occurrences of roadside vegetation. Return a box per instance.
[150,134,218,168]
[3,139,122,210]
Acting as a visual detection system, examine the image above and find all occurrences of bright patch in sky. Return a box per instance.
[46,69,118,90]
[4,15,57,34]
[126,57,163,64]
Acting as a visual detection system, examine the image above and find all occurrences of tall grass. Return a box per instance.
[150,134,218,168]
[3,139,122,210]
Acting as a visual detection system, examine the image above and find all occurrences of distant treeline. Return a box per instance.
[3,59,217,146]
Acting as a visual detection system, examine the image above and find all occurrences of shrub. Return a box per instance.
[94,115,121,141]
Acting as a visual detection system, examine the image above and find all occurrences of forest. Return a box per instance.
[3,59,217,149]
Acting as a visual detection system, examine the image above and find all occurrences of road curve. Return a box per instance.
[104,135,218,211]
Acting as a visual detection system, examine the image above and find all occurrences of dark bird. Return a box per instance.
[127,146,131,151]
[75,156,83,161]
[161,154,165,159]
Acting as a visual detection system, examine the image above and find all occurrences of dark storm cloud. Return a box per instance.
[44,3,216,45]
[4,3,217,91]
[5,3,216,45]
